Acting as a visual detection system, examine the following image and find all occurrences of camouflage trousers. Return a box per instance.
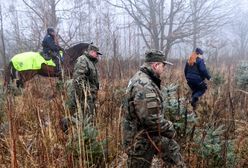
[61,94,96,132]
[126,136,186,168]
[66,79,96,121]
[61,80,96,132]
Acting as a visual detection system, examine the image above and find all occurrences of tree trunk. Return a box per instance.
[192,0,198,49]
[164,0,175,58]
[0,4,7,68]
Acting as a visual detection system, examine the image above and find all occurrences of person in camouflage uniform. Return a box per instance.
[61,44,102,132]
[72,44,102,120]
[123,50,186,168]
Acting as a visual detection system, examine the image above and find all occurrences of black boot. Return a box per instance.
[16,80,24,88]
[60,117,69,133]
[52,54,61,75]
[191,97,198,110]
[54,62,62,77]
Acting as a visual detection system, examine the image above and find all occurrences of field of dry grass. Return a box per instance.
[0,60,248,168]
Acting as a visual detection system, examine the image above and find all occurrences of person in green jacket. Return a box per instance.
[61,44,102,132]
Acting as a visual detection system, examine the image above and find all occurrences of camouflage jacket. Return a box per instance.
[123,64,175,147]
[72,54,99,99]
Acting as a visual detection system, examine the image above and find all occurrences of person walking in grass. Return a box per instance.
[184,48,211,109]
[72,44,102,120]
[123,49,186,168]
[61,44,102,132]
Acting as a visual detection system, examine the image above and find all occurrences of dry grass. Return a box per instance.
[0,62,247,168]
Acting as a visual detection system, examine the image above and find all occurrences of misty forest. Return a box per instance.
[0,0,248,167]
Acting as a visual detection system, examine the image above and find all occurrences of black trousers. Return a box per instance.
[43,52,61,73]
[187,80,207,104]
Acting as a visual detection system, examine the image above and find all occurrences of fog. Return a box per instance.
[0,0,248,66]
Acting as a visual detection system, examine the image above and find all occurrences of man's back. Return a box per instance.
[123,65,186,168]
[123,65,171,147]
[124,69,154,148]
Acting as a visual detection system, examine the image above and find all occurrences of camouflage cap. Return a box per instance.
[88,44,102,55]
[145,49,173,65]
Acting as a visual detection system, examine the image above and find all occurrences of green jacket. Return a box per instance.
[72,54,99,102]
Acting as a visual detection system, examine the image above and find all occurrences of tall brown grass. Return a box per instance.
[0,59,247,168]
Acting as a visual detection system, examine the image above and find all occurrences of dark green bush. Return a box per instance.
[66,121,106,167]
[236,61,248,90]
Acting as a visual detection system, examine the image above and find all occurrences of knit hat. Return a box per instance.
[195,48,203,55]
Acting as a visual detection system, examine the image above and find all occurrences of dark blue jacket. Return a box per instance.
[42,34,61,55]
[184,57,211,84]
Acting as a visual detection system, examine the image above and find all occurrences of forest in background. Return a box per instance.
[0,59,248,167]
[1,0,248,67]
[0,0,248,167]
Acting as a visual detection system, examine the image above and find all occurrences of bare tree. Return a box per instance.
[190,0,232,49]
[0,4,7,68]
[20,0,62,48]
[105,0,194,57]
[22,0,59,28]
[231,11,248,59]
[106,0,168,51]
[106,0,232,58]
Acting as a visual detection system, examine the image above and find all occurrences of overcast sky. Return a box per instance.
[1,0,248,59]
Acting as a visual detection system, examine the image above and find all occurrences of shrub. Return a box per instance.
[162,84,197,138]
[162,84,238,167]
[0,84,6,124]
[66,121,106,168]
[235,61,248,90]
[193,124,238,168]
[212,72,225,88]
